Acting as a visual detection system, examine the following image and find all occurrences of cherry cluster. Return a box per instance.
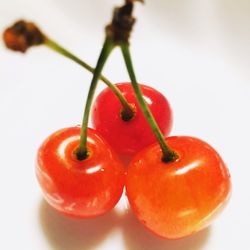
[3,0,231,240]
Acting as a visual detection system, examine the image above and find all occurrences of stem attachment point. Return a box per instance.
[120,103,137,121]
[74,148,89,161]
[161,150,179,163]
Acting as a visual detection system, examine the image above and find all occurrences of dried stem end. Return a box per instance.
[106,0,143,44]
[3,20,45,53]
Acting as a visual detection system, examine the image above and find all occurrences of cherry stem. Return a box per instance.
[76,38,114,160]
[44,37,133,119]
[120,42,178,163]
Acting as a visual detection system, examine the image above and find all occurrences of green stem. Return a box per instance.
[120,43,178,163]
[44,37,133,118]
[76,38,114,159]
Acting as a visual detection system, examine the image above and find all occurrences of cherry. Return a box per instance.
[36,126,125,218]
[125,136,231,239]
[92,83,172,156]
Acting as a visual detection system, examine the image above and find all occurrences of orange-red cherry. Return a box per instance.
[36,126,125,218]
[92,83,173,156]
[126,136,231,239]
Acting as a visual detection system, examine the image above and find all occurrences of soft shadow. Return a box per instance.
[121,210,211,250]
[39,199,121,250]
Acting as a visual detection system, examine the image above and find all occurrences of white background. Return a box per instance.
[0,0,250,249]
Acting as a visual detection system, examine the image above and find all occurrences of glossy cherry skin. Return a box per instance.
[126,136,231,239]
[36,126,125,218]
[92,83,173,156]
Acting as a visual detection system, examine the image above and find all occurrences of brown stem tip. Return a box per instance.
[3,20,45,53]
[106,0,143,44]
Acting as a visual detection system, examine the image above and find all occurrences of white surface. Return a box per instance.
[0,0,250,249]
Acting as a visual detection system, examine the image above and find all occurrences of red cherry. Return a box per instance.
[36,126,125,218]
[92,83,173,156]
[125,136,231,239]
